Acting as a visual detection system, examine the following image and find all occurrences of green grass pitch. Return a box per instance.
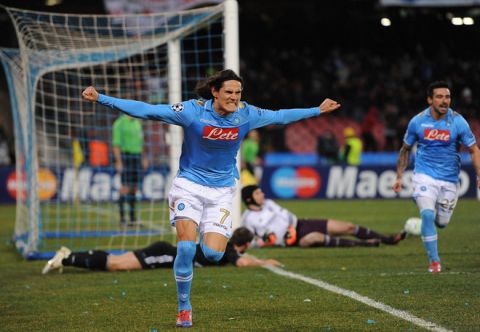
[1,199,479,331]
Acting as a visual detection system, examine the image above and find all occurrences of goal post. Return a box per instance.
[1,0,240,259]
[0,48,35,254]
[223,0,242,230]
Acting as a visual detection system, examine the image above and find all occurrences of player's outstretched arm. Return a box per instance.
[82,86,184,123]
[248,98,341,129]
[235,255,282,267]
[319,98,341,114]
[469,144,480,188]
[393,143,411,193]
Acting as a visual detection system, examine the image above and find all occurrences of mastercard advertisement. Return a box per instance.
[6,168,57,201]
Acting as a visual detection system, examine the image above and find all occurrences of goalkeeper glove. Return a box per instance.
[284,226,297,246]
[261,232,277,247]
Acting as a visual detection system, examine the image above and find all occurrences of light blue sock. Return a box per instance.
[200,241,225,263]
[174,241,196,312]
[420,209,440,263]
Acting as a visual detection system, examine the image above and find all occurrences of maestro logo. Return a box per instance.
[270,167,321,199]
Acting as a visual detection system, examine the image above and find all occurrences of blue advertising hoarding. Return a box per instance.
[261,165,479,200]
[1,164,479,203]
[0,166,169,204]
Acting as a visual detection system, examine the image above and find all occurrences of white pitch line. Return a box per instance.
[263,265,452,332]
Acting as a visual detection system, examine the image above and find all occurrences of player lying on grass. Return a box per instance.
[42,227,281,274]
[241,185,406,247]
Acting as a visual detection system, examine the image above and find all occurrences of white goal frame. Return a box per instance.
[1,0,240,258]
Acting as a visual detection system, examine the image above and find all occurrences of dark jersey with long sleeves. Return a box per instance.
[133,241,240,269]
[193,242,241,267]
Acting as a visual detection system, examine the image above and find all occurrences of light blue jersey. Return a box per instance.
[97,95,320,187]
[403,107,476,183]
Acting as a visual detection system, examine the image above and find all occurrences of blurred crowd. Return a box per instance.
[240,44,480,154]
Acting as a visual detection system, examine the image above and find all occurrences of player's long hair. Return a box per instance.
[195,69,243,99]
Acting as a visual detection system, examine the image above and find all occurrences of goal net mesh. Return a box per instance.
[1,3,228,258]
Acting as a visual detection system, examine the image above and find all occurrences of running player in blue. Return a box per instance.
[82,69,341,327]
[393,81,480,273]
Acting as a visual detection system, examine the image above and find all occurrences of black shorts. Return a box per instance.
[133,241,177,269]
[295,219,328,245]
[121,152,141,186]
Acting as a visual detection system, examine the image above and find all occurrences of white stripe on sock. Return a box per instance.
[175,274,193,282]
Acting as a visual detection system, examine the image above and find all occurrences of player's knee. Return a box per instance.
[435,199,455,229]
[200,242,224,262]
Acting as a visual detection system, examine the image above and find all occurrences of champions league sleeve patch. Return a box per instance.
[171,103,184,112]
[255,106,266,116]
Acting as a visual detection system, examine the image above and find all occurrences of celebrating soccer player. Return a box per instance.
[82,69,340,327]
[393,81,480,273]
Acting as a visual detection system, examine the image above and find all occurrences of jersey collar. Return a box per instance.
[205,99,238,119]
[205,99,214,112]
[425,107,453,120]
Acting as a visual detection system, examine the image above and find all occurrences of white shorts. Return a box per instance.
[168,177,235,238]
[412,173,458,225]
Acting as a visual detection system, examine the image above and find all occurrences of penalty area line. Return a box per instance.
[263,265,452,332]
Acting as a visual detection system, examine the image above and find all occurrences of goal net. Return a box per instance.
[1,0,239,259]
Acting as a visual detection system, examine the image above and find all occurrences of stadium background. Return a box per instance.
[0,2,479,331]
[0,0,478,202]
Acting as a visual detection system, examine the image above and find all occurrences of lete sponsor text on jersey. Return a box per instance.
[202,126,239,140]
[424,129,450,141]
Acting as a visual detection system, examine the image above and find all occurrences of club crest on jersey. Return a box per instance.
[177,203,185,211]
[203,126,239,141]
[424,129,450,141]
[171,103,184,112]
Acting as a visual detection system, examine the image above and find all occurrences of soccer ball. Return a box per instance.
[404,217,422,236]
